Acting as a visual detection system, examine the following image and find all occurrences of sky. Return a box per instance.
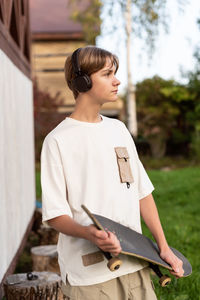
[97,0,200,93]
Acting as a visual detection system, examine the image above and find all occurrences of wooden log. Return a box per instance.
[4,271,65,299]
[32,208,58,245]
[31,245,60,274]
[37,224,59,245]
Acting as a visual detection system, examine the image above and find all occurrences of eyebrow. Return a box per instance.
[101,68,114,73]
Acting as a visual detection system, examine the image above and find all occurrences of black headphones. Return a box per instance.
[71,48,92,92]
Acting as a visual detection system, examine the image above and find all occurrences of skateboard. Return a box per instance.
[82,205,192,287]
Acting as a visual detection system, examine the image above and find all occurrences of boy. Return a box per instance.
[41,46,183,300]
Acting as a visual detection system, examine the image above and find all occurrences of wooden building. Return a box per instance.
[30,0,123,118]
[0,0,35,297]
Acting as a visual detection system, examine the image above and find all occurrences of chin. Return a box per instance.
[110,97,118,102]
[104,99,117,105]
[109,95,118,101]
[100,96,118,105]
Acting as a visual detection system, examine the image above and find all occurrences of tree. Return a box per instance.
[136,76,194,158]
[101,0,188,136]
[68,0,102,45]
[186,19,200,160]
[102,0,167,136]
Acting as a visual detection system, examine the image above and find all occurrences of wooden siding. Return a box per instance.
[0,0,31,78]
[32,40,85,106]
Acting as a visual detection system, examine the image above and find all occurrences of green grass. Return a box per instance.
[36,169,41,200]
[140,155,196,170]
[143,167,200,299]
[35,167,200,298]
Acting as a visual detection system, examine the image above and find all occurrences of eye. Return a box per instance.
[105,72,112,77]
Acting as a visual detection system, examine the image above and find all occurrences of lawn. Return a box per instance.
[143,167,200,300]
[35,169,41,200]
[36,167,200,299]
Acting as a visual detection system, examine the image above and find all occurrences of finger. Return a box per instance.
[170,271,184,278]
[171,261,183,274]
[94,230,108,240]
[165,257,180,273]
[111,251,121,257]
[102,246,121,252]
[107,231,121,245]
[98,238,117,247]
[107,231,118,240]
[173,266,180,273]
[98,235,119,247]
[170,267,184,277]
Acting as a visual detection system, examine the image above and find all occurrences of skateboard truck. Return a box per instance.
[103,251,122,271]
[149,263,171,287]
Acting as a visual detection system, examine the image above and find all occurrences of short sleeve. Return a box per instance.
[41,136,73,225]
[137,159,154,200]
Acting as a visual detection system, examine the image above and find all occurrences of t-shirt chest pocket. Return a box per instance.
[114,147,134,188]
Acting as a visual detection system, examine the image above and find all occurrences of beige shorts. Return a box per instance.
[61,267,157,300]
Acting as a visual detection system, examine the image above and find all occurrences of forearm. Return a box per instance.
[140,193,169,252]
[140,194,184,277]
[47,214,121,256]
[47,215,89,240]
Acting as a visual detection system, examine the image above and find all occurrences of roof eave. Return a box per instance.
[31,32,84,41]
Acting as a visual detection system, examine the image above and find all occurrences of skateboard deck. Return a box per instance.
[82,205,192,286]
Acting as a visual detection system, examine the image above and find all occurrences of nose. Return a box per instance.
[113,76,121,86]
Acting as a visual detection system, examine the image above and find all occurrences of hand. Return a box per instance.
[160,247,184,278]
[86,225,121,256]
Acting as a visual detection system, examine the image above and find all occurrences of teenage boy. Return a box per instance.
[41,46,183,300]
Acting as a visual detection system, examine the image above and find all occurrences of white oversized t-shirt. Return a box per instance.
[41,114,154,286]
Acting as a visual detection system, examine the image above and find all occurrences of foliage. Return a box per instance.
[34,78,66,162]
[101,0,187,56]
[186,18,200,161]
[102,0,188,136]
[68,0,102,44]
[136,76,194,158]
[134,17,200,161]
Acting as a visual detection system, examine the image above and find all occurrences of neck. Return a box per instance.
[69,95,102,123]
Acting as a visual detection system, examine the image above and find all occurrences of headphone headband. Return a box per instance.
[71,48,82,75]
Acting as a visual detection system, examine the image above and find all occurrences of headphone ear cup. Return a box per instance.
[72,74,92,93]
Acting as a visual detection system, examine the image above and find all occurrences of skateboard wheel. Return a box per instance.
[159,275,171,287]
[107,257,122,271]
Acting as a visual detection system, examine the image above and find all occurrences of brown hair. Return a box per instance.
[64,46,119,99]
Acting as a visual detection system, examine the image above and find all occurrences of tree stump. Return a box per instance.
[31,245,60,274]
[37,224,59,245]
[4,271,65,299]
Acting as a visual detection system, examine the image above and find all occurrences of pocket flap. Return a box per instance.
[115,147,129,159]
[82,251,104,266]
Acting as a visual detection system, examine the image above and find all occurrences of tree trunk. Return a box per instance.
[4,271,65,300]
[148,136,167,158]
[125,0,137,137]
